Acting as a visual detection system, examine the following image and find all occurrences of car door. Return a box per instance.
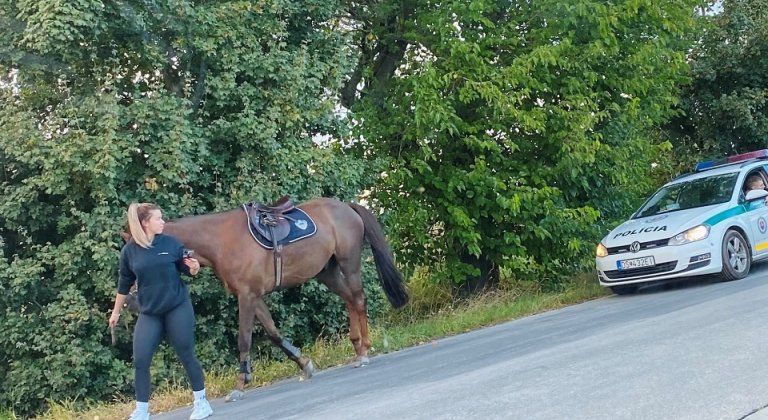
[743,170,768,258]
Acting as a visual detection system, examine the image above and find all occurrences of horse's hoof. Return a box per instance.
[300,359,315,381]
[225,389,245,402]
[353,356,370,368]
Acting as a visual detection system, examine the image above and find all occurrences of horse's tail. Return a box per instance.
[348,203,409,309]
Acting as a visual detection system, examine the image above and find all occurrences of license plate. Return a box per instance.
[617,256,656,270]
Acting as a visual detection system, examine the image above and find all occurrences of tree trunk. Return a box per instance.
[457,252,498,296]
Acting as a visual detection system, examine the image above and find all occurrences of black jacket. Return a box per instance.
[118,234,191,315]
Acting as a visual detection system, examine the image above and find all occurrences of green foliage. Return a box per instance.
[354,0,699,286]
[0,0,716,415]
[669,0,768,161]
[384,265,454,321]
[0,0,380,415]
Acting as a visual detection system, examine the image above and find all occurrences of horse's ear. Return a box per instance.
[119,231,132,243]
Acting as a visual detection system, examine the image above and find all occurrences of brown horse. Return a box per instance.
[153,197,408,401]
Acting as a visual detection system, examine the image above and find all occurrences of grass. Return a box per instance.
[0,409,18,420]
[34,274,607,419]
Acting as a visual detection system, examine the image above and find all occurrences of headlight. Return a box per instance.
[596,243,608,258]
[668,225,710,246]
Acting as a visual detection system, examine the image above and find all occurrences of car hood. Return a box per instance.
[602,203,733,246]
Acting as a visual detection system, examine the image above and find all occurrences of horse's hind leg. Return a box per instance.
[317,256,371,367]
[253,298,315,380]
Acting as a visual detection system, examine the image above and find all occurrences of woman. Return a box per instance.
[109,203,213,420]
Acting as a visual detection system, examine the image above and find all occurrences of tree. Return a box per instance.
[669,0,768,162]
[0,0,384,415]
[352,0,699,290]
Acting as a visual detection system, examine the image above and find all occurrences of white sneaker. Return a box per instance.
[128,408,150,420]
[189,398,213,420]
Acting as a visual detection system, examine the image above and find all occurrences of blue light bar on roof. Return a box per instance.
[694,149,768,172]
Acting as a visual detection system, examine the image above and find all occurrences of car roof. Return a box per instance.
[668,160,767,186]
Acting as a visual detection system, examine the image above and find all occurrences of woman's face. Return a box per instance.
[142,209,165,235]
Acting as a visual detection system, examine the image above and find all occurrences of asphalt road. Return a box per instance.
[156,266,768,420]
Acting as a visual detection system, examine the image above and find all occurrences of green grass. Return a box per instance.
[0,408,18,420]
[36,274,607,419]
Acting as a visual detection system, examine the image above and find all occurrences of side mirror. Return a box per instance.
[745,189,768,201]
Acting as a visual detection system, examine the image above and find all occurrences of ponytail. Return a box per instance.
[127,202,160,249]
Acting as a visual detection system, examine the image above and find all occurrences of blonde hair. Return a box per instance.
[127,202,160,249]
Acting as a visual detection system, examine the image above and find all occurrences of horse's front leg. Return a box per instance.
[225,293,258,402]
[253,298,315,380]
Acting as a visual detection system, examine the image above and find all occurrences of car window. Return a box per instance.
[634,172,739,219]
[744,170,768,193]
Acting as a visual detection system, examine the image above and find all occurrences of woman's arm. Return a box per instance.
[117,246,135,294]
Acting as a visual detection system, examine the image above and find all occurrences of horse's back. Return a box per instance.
[298,196,347,210]
[299,197,360,223]
[297,197,364,247]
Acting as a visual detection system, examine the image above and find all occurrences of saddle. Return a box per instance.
[250,195,295,243]
[248,196,295,243]
[245,195,296,289]
[256,195,295,214]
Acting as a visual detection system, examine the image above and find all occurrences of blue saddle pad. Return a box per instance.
[246,207,317,249]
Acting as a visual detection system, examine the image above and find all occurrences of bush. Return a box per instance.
[0,0,379,415]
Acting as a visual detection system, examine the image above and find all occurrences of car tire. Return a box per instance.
[720,229,751,281]
[610,285,638,295]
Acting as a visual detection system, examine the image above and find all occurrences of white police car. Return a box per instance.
[596,150,768,295]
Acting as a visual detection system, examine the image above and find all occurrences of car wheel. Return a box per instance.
[610,285,638,295]
[721,229,751,281]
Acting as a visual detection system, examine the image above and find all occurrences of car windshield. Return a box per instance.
[634,172,739,219]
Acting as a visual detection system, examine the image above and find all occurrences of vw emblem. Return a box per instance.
[629,241,641,253]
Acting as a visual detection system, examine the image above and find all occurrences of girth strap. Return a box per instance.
[267,223,284,289]
[262,212,285,289]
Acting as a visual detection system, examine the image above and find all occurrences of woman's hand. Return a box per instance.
[184,257,201,275]
[109,311,120,328]
[109,294,127,327]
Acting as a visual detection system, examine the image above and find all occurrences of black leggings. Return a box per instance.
[133,298,205,402]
